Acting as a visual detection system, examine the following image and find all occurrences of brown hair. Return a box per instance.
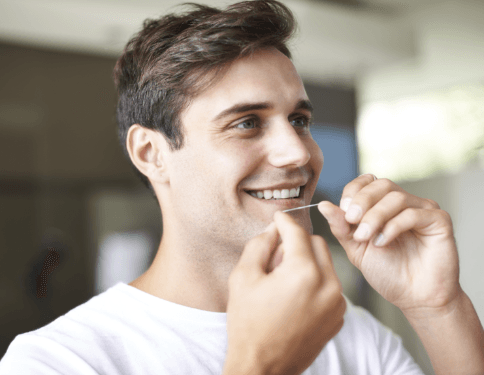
[113,0,297,191]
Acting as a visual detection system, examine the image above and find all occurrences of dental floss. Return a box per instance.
[282,203,319,213]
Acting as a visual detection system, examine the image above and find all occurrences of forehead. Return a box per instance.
[181,48,308,126]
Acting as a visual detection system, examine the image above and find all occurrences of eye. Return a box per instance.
[290,116,312,130]
[235,118,258,130]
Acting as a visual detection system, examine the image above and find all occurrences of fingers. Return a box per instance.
[266,243,284,273]
[273,211,315,263]
[236,223,279,278]
[271,213,341,295]
[238,212,329,279]
[311,236,346,324]
[373,208,453,247]
[318,201,353,243]
[340,174,378,212]
[226,215,346,375]
[341,177,405,222]
[352,191,427,243]
[310,235,337,284]
[238,211,343,300]
[310,235,328,272]
[318,200,368,266]
[338,175,441,244]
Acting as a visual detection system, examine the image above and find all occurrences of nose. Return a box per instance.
[266,121,311,168]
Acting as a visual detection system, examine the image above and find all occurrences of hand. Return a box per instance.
[318,174,461,314]
[223,211,346,375]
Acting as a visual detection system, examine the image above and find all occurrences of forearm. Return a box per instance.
[222,355,265,375]
[404,290,484,375]
[222,345,267,375]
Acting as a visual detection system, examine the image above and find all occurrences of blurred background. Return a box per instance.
[0,0,483,373]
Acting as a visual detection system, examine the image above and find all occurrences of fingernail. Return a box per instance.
[359,173,377,181]
[354,223,370,241]
[346,205,362,222]
[340,197,352,212]
[374,233,385,247]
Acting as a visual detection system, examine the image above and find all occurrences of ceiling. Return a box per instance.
[0,0,446,86]
[312,0,442,13]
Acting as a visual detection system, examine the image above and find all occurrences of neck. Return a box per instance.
[130,228,241,312]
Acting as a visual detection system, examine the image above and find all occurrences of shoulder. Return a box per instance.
[0,283,229,375]
[0,284,133,374]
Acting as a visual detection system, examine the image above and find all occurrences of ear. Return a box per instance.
[126,124,170,185]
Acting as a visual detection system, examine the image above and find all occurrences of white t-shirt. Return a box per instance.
[0,283,424,374]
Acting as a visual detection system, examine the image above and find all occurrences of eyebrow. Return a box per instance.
[294,99,314,115]
[212,102,273,122]
[212,99,314,122]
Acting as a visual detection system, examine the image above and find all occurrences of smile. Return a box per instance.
[245,186,302,200]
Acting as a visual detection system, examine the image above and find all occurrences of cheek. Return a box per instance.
[187,144,262,196]
[210,141,264,174]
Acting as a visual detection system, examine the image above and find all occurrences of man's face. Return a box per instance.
[161,48,323,253]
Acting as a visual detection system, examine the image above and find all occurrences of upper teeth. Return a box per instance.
[249,187,301,200]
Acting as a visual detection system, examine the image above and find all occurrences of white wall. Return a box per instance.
[444,165,484,322]
[356,0,484,322]
[87,187,162,291]
[400,165,484,322]
[357,0,484,103]
[357,0,484,320]
[356,2,484,373]
[0,0,416,87]
[363,165,484,375]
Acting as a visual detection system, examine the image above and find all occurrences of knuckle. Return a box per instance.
[387,190,407,205]
[298,263,322,287]
[341,183,352,198]
[425,198,440,209]
[321,283,345,315]
[384,220,398,236]
[375,178,394,190]
[384,220,400,237]
[350,193,371,210]
[437,209,452,224]
[343,179,366,197]
[334,295,347,317]
[328,279,344,297]
[340,297,347,315]
[321,279,342,301]
[360,173,376,182]
[404,207,419,221]
[334,317,345,335]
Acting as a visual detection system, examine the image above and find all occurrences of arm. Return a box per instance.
[223,212,346,375]
[318,174,484,375]
[404,291,484,375]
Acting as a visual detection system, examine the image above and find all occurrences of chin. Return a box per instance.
[298,213,314,235]
[279,209,313,235]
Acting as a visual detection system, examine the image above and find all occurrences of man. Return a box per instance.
[1,1,483,374]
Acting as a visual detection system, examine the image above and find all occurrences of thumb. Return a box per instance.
[318,200,357,251]
[237,223,280,277]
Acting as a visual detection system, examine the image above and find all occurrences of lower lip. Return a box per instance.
[244,191,304,209]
